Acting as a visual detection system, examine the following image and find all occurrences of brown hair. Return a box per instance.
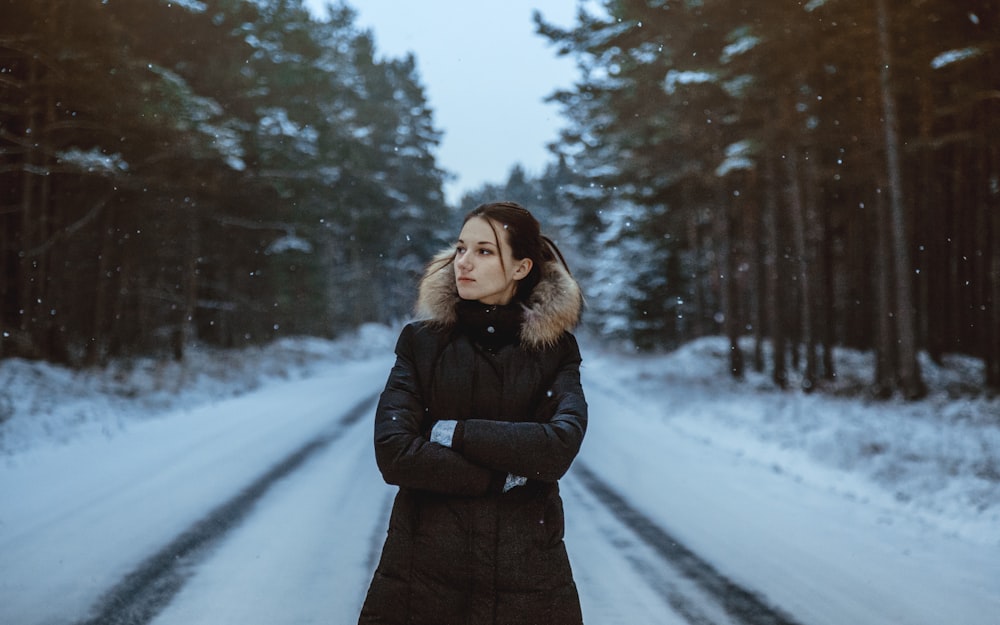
[461,201,572,302]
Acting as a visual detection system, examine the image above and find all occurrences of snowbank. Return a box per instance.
[583,336,1000,545]
[0,323,397,456]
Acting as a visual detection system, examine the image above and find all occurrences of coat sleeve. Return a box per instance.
[373,324,500,496]
[456,334,588,482]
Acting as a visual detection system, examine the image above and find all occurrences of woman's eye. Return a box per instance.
[478,248,492,255]
[455,246,466,254]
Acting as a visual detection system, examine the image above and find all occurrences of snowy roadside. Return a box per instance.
[0,323,397,456]
[3,327,997,543]
[581,336,1000,546]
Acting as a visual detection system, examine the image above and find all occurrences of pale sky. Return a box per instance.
[303,1,580,205]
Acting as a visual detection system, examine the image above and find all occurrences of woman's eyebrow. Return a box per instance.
[457,239,497,247]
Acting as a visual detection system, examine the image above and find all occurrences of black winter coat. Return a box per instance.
[359,250,587,625]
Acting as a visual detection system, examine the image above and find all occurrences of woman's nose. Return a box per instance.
[456,251,471,269]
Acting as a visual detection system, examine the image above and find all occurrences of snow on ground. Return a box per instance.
[0,325,395,625]
[6,326,994,541]
[577,338,1000,625]
[147,406,395,625]
[580,336,1000,546]
[1,327,998,624]
[0,323,396,456]
[0,362,378,624]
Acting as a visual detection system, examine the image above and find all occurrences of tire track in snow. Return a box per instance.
[572,463,804,625]
[73,393,379,625]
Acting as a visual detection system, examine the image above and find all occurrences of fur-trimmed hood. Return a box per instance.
[415,248,583,349]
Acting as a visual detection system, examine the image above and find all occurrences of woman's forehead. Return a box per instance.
[459,217,509,246]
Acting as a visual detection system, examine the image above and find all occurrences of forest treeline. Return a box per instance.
[1,0,450,365]
[522,0,997,396]
[2,0,998,397]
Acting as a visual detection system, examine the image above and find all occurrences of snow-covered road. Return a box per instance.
[578,373,999,625]
[2,348,998,624]
[140,403,792,625]
[0,358,390,625]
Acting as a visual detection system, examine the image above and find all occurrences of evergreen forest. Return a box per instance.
[2,0,998,397]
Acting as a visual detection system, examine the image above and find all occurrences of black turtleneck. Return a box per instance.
[455,299,523,351]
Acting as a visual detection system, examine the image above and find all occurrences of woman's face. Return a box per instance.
[454,217,532,305]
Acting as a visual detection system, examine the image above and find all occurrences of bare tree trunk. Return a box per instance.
[84,201,116,366]
[988,139,1000,390]
[983,24,1000,392]
[916,77,940,364]
[808,150,836,381]
[821,204,835,381]
[37,61,63,362]
[763,151,786,389]
[981,141,999,390]
[17,57,40,351]
[785,147,817,392]
[685,184,707,338]
[749,178,765,373]
[988,173,1000,390]
[802,151,826,381]
[0,214,8,359]
[873,189,896,398]
[718,184,744,379]
[171,215,201,362]
[876,0,925,398]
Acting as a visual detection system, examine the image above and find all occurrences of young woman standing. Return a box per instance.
[358,201,587,625]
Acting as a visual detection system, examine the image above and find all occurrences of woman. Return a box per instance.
[358,201,587,625]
